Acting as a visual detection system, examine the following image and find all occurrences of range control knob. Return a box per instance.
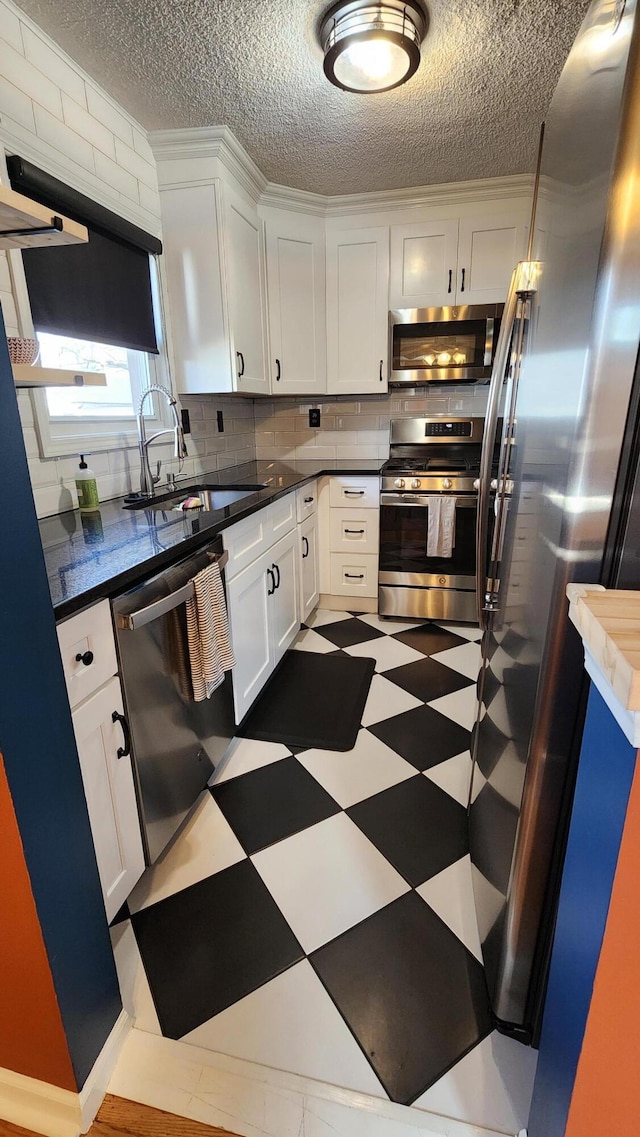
[394,477,406,489]
[411,478,421,490]
[442,478,453,490]
[473,478,480,490]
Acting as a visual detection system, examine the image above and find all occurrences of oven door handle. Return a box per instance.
[118,550,229,630]
[380,493,477,508]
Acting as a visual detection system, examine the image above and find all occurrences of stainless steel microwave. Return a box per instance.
[389,303,504,385]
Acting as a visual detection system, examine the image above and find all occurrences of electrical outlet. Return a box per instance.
[309,408,321,428]
[217,410,224,433]
[180,408,191,435]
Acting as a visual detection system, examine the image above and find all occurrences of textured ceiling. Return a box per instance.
[15,0,591,195]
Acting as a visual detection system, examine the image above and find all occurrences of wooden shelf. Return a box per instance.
[12,364,106,388]
[0,184,87,250]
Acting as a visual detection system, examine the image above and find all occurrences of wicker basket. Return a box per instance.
[7,337,39,366]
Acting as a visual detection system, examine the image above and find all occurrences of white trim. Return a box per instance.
[79,1010,131,1133]
[150,125,533,216]
[0,1065,81,1137]
[110,1028,510,1137]
[0,1011,130,1137]
[584,646,640,747]
[150,126,268,202]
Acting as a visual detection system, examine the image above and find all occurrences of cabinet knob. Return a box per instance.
[75,650,94,667]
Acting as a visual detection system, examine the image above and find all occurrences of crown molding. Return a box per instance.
[150,126,268,202]
[151,125,533,215]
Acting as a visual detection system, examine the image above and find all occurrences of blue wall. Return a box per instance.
[528,683,637,1137]
[0,318,121,1087]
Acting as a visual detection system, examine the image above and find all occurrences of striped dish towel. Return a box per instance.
[185,561,235,701]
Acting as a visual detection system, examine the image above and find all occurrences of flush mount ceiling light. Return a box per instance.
[320,1,428,94]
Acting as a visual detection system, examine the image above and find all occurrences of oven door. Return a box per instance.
[379,492,478,587]
[390,305,502,384]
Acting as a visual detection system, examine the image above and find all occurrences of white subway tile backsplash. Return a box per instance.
[0,39,63,117]
[0,74,36,131]
[33,103,95,172]
[61,92,115,158]
[0,3,22,52]
[22,26,86,106]
[132,127,156,166]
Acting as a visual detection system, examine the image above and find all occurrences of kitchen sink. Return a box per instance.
[123,484,269,510]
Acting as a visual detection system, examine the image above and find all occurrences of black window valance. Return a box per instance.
[7,156,162,355]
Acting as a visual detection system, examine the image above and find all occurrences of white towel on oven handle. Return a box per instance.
[427,496,456,558]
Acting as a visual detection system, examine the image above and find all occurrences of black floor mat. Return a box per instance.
[238,650,375,752]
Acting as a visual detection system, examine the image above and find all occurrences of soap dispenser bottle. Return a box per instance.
[75,455,100,512]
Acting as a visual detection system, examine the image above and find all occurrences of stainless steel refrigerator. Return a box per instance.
[470,0,640,1041]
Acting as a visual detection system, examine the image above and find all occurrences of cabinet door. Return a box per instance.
[299,514,319,623]
[226,552,275,723]
[389,220,459,309]
[456,213,528,304]
[269,528,300,663]
[265,215,326,395]
[72,677,144,922]
[159,182,233,394]
[326,227,390,394]
[224,188,269,395]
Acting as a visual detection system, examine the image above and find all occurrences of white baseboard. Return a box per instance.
[79,1010,131,1132]
[0,1010,131,1137]
[0,1065,81,1137]
[110,1028,511,1137]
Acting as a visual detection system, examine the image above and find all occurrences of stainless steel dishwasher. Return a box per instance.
[112,535,235,863]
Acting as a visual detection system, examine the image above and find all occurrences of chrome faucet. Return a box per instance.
[137,384,188,498]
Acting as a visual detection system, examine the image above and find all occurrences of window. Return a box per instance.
[7,156,168,458]
[38,333,150,419]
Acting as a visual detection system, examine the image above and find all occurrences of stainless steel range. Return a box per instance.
[379,416,495,623]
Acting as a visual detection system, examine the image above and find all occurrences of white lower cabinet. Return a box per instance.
[71,676,144,923]
[227,523,300,723]
[299,513,320,623]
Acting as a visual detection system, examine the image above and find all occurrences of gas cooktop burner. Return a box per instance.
[382,456,479,475]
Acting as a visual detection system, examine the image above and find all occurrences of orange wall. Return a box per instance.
[565,747,640,1137]
[0,754,75,1091]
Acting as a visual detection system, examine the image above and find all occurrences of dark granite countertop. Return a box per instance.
[40,460,383,621]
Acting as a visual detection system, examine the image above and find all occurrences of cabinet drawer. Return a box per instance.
[329,508,379,555]
[223,495,296,579]
[330,553,378,598]
[329,476,379,509]
[57,600,118,710]
[296,481,318,523]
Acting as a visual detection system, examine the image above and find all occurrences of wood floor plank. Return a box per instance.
[0,1095,242,1137]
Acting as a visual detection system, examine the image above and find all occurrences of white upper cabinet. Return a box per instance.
[389,219,459,309]
[326,226,390,394]
[159,179,268,395]
[456,213,528,304]
[389,210,528,309]
[223,187,269,394]
[264,212,326,395]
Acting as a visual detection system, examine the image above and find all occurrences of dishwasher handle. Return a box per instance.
[118,550,228,630]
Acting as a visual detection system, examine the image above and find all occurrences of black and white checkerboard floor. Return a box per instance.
[111,611,536,1126]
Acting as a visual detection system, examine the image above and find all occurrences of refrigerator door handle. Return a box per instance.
[475,262,541,627]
